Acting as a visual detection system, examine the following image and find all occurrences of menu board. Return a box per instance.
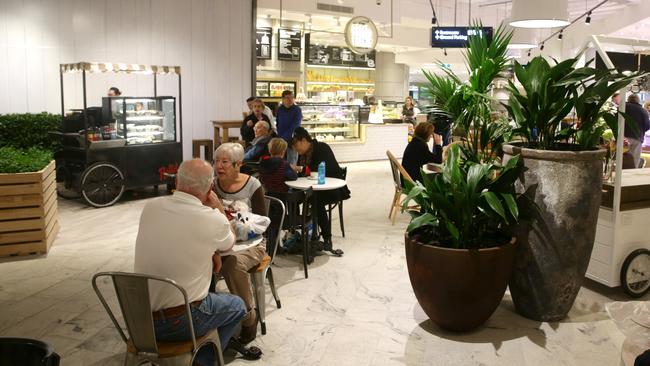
[307,43,376,68]
[269,82,296,97]
[278,28,302,61]
[256,28,272,59]
[256,82,269,97]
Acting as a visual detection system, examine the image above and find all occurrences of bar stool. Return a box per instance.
[192,139,214,162]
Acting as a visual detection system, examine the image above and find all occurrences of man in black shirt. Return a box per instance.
[624,94,650,168]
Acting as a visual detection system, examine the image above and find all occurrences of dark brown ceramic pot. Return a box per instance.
[405,235,516,332]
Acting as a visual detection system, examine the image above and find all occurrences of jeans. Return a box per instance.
[154,292,246,366]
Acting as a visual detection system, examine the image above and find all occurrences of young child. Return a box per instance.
[259,138,297,193]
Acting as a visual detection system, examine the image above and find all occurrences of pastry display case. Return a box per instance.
[102,97,177,145]
[300,104,360,142]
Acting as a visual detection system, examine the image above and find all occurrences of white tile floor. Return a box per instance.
[0,160,643,365]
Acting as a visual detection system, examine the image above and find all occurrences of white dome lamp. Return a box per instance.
[510,0,570,28]
[505,20,539,49]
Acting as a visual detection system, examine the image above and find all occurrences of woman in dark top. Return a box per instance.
[402,96,416,125]
[241,99,270,144]
[292,127,349,256]
[402,122,442,184]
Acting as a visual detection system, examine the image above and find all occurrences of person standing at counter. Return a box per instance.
[276,90,302,164]
[401,96,418,125]
[107,87,121,97]
[624,94,650,168]
[401,123,442,184]
[241,99,271,144]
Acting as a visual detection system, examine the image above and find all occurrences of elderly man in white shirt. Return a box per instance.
[134,159,248,365]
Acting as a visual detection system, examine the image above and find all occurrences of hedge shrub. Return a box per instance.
[0,113,62,152]
[0,146,53,173]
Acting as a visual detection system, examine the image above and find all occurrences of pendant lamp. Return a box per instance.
[510,0,569,28]
[506,24,540,49]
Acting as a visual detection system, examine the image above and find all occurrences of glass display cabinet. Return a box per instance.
[103,97,177,145]
[300,104,361,142]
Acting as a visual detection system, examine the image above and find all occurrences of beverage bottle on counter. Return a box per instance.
[102,126,112,140]
[318,161,326,185]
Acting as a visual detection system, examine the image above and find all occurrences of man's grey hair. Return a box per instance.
[176,159,213,194]
[215,143,244,163]
[628,93,641,104]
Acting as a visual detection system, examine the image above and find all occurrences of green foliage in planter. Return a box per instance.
[402,145,523,249]
[423,22,513,163]
[505,56,642,151]
[0,146,53,173]
[0,113,62,152]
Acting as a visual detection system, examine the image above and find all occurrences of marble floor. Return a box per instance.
[0,160,644,365]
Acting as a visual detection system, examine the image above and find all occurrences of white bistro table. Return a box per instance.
[285,177,347,191]
[285,177,347,256]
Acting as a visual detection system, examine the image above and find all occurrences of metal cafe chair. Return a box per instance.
[248,195,285,335]
[92,272,224,366]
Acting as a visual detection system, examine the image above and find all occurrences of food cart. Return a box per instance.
[585,36,650,297]
[54,62,183,207]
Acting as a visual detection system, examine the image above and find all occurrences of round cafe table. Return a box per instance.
[285,177,347,191]
[285,177,347,256]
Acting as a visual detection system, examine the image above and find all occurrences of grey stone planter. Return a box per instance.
[503,144,606,322]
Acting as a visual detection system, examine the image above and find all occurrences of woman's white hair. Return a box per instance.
[176,159,213,194]
[215,142,245,163]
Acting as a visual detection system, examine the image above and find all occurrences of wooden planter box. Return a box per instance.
[0,160,59,257]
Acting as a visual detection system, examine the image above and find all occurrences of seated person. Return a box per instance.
[243,120,274,162]
[241,98,271,144]
[401,122,442,184]
[291,127,350,256]
[134,159,246,365]
[213,143,267,344]
[259,138,297,193]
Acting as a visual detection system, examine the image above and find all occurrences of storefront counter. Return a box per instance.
[327,123,410,163]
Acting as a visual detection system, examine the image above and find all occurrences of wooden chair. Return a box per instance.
[386,150,415,225]
[192,139,214,162]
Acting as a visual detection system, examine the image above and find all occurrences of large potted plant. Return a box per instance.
[502,56,640,321]
[403,145,521,331]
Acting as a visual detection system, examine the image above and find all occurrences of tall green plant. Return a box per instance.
[423,22,513,162]
[403,145,522,249]
[505,56,642,150]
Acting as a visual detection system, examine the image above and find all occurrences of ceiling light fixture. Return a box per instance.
[540,43,545,51]
[585,12,592,24]
[506,23,539,50]
[558,30,563,40]
[428,0,438,25]
[510,0,569,29]
[443,48,447,56]
[527,49,531,57]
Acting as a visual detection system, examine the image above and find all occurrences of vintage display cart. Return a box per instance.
[54,62,183,207]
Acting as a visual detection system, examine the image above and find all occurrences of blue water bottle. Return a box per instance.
[317,161,326,185]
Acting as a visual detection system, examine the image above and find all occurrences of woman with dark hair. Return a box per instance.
[107,87,121,97]
[292,127,349,256]
[401,122,442,184]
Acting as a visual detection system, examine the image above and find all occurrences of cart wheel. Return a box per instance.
[621,249,650,298]
[80,162,125,208]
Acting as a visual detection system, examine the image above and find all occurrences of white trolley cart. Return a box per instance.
[585,35,650,297]
[587,169,650,297]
